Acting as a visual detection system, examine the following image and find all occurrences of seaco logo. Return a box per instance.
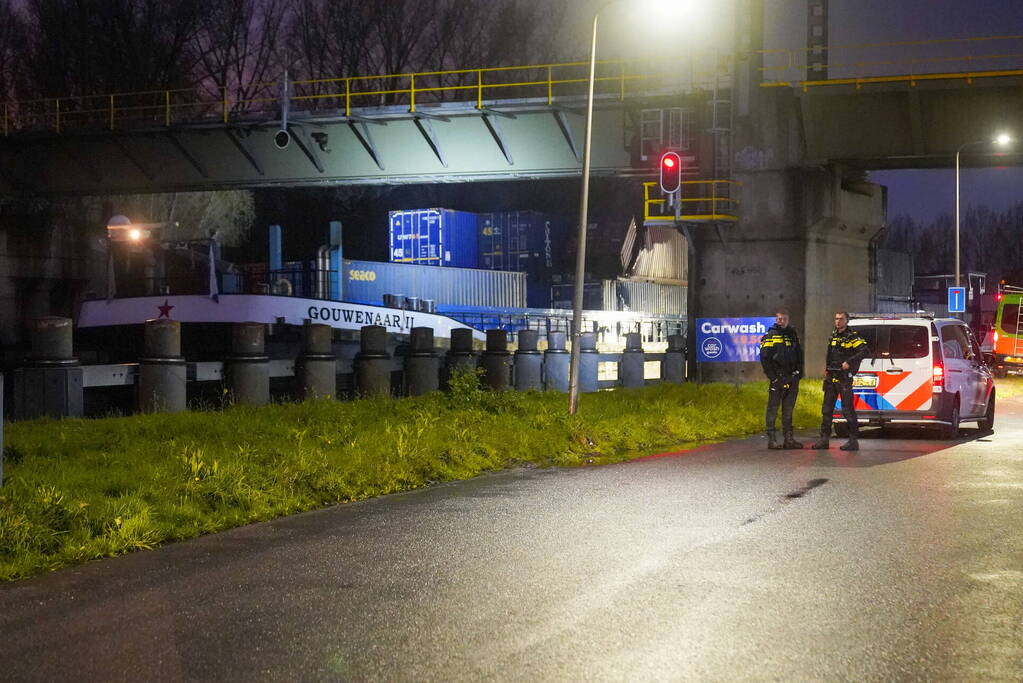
[348,269,376,281]
[700,321,767,335]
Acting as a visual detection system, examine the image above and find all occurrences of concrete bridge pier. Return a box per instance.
[694,164,884,381]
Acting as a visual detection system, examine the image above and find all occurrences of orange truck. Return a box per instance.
[989,283,1023,377]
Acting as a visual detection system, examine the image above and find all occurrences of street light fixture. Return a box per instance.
[568,0,690,415]
[954,133,1013,288]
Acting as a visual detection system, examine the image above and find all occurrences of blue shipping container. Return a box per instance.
[388,208,478,268]
[343,259,526,308]
[476,211,561,274]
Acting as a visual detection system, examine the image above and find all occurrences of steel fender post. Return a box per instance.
[514,329,543,391]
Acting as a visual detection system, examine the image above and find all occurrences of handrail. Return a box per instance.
[643,180,741,223]
[1,55,729,135]
[758,32,1023,89]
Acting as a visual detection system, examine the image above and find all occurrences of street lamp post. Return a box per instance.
[568,0,685,415]
[954,134,1011,288]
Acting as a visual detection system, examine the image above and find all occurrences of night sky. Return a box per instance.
[764,0,1023,223]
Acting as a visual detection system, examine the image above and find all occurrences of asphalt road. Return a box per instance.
[2,397,1022,681]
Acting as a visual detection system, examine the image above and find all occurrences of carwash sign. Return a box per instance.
[696,317,774,362]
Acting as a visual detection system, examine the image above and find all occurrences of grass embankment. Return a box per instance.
[0,377,824,582]
[995,375,1023,399]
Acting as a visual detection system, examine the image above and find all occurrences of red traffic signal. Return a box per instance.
[659,151,681,193]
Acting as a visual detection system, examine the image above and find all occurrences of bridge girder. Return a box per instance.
[791,75,1023,169]
[0,96,648,196]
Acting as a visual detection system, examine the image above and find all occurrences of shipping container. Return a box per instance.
[388,209,478,268]
[550,281,603,311]
[477,211,561,273]
[602,278,687,316]
[343,259,526,308]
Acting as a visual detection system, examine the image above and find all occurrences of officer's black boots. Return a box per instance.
[767,431,783,450]
[840,438,859,451]
[782,431,803,449]
[811,436,830,449]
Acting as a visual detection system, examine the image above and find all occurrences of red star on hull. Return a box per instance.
[157,299,174,318]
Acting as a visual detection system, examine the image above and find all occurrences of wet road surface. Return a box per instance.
[1,398,1022,681]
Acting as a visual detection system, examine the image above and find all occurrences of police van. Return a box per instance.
[834,314,995,439]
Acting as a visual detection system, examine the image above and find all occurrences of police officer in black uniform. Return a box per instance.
[812,311,870,451]
[760,308,804,450]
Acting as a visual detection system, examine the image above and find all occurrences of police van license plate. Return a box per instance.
[852,374,877,388]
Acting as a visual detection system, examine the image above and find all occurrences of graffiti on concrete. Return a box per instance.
[734,145,774,171]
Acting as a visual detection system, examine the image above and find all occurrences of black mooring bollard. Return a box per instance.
[481,329,511,390]
[405,327,439,396]
[13,316,83,419]
[227,322,270,406]
[355,325,391,397]
[446,328,477,379]
[543,331,569,392]
[514,329,542,391]
[664,334,686,383]
[620,332,645,388]
[139,318,187,413]
[578,332,599,393]
[298,323,336,399]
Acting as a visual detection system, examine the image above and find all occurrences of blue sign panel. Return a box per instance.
[696,317,774,362]
[948,286,966,313]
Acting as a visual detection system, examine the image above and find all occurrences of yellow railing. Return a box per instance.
[1,56,728,135]
[759,33,1023,89]
[643,181,741,223]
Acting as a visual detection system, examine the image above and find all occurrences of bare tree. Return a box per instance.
[284,0,376,107]
[0,0,24,102]
[192,0,287,113]
[20,0,205,98]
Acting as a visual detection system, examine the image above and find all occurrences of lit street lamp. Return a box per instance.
[954,133,1012,288]
[568,0,690,415]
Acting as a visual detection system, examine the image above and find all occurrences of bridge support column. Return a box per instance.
[695,166,883,381]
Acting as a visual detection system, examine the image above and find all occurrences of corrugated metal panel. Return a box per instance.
[343,259,525,308]
[629,226,687,283]
[876,249,913,297]
[604,278,687,315]
[388,209,478,268]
